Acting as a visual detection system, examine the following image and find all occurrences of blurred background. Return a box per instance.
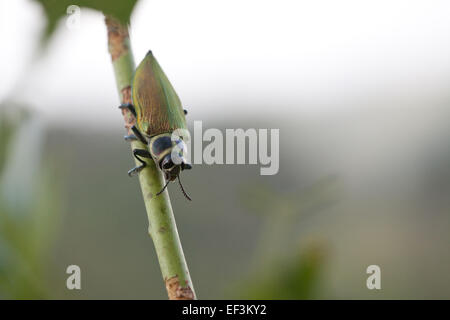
[1,0,450,299]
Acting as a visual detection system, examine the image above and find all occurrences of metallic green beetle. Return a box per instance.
[119,51,192,200]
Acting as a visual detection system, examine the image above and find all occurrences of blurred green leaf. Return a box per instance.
[0,111,62,299]
[0,118,15,174]
[0,107,28,175]
[33,0,139,43]
[235,243,328,299]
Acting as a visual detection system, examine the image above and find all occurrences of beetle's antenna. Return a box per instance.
[178,175,192,201]
[156,179,170,196]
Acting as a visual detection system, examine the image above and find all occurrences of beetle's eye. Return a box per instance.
[163,160,173,169]
[152,136,172,156]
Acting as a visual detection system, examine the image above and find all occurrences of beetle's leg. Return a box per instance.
[182,163,192,170]
[118,103,137,118]
[131,125,148,145]
[123,126,147,144]
[124,134,137,141]
[119,103,148,143]
[128,148,152,176]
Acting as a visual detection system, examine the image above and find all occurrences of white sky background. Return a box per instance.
[1,0,450,126]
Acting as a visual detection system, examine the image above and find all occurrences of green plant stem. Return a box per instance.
[105,16,195,300]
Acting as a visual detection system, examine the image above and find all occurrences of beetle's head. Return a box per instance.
[150,134,192,200]
[160,156,191,181]
[150,135,190,180]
